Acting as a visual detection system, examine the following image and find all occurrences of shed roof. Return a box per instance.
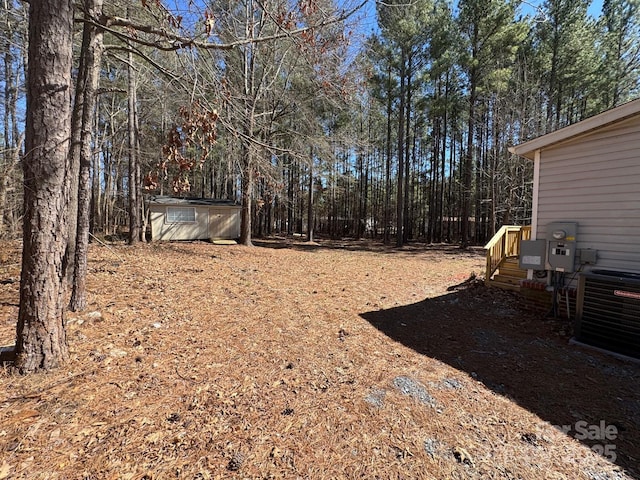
[149,196,238,206]
[509,98,640,160]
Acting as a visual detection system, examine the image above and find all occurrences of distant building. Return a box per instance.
[149,196,241,242]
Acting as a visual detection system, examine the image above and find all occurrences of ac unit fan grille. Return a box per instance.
[576,270,640,359]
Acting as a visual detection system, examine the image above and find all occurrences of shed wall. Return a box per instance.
[209,208,241,240]
[535,115,640,275]
[150,205,210,241]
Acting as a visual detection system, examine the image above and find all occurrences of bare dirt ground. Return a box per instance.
[0,238,638,479]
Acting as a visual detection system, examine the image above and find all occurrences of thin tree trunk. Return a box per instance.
[462,76,476,248]
[103,141,113,235]
[239,1,256,246]
[287,157,294,235]
[70,0,104,312]
[240,152,254,246]
[396,49,406,248]
[0,3,23,239]
[91,107,104,233]
[307,147,314,243]
[65,0,90,282]
[0,134,23,239]
[384,65,392,245]
[439,72,449,243]
[403,56,412,243]
[127,38,140,245]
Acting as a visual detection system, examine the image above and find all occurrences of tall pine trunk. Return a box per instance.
[16,0,74,372]
[383,65,392,245]
[239,1,256,246]
[461,51,477,248]
[403,55,412,243]
[395,49,406,248]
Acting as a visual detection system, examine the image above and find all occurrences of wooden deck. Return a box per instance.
[484,225,531,292]
[486,257,527,292]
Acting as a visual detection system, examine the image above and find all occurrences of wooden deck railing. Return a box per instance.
[484,225,531,284]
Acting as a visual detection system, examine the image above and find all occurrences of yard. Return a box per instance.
[0,239,638,479]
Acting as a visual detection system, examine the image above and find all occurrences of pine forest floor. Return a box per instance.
[0,237,639,479]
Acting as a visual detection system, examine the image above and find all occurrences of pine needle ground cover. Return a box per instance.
[0,239,638,479]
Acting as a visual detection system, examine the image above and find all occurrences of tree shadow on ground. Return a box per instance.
[360,286,640,478]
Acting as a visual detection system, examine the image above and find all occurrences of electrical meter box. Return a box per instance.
[519,240,547,270]
[547,222,578,272]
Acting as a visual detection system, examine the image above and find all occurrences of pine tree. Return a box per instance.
[534,0,599,131]
[457,0,524,246]
[599,0,640,107]
[376,0,432,246]
[16,0,74,372]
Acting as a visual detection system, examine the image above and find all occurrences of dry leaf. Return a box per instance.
[11,409,39,422]
[0,462,10,480]
[145,431,164,444]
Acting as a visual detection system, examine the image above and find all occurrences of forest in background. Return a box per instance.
[1,0,639,249]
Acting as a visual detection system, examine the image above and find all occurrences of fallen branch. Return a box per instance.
[89,232,125,263]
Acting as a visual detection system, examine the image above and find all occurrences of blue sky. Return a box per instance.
[355,0,605,34]
[519,0,604,18]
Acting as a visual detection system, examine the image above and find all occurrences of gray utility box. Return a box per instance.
[519,239,547,270]
[547,222,578,273]
[579,248,598,265]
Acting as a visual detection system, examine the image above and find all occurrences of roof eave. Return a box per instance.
[508,144,536,160]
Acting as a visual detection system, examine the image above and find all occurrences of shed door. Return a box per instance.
[209,208,240,239]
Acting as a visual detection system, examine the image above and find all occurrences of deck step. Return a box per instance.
[493,274,524,286]
[497,266,527,278]
[487,280,521,292]
[488,256,526,292]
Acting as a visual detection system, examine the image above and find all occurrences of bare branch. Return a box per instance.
[78,1,368,52]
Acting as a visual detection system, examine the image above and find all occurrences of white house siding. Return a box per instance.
[150,205,210,241]
[535,115,640,275]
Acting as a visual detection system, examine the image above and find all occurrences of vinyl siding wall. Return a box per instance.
[535,116,640,275]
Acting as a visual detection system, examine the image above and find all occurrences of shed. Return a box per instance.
[149,196,241,242]
[509,99,640,358]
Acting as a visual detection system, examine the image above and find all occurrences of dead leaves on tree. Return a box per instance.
[147,101,219,194]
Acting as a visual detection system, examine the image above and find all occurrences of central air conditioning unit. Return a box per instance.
[575,269,640,359]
